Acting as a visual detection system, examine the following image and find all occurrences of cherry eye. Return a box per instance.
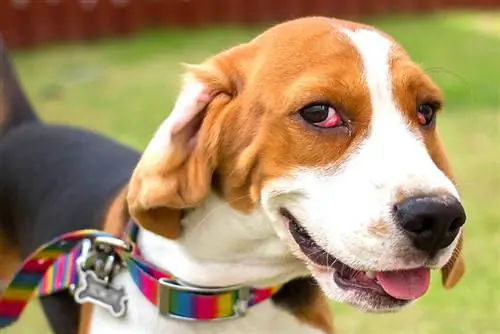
[417,103,436,126]
[299,104,343,128]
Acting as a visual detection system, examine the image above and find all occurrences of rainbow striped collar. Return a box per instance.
[0,221,282,329]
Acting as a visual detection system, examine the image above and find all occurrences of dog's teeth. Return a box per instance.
[365,271,376,279]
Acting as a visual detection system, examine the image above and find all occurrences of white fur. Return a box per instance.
[89,26,461,332]
[144,81,208,154]
[89,77,317,333]
[138,193,307,289]
[89,193,314,334]
[89,273,321,334]
[261,29,461,311]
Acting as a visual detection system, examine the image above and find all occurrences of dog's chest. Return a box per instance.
[87,272,323,334]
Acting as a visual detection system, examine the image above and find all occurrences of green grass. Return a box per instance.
[5,10,500,334]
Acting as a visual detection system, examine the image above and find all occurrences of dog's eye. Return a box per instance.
[299,104,343,128]
[417,103,437,126]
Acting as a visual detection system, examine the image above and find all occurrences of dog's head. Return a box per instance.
[128,17,466,312]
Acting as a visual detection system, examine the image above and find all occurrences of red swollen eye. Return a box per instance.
[417,103,437,126]
[299,104,343,128]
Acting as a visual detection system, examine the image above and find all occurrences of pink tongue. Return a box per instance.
[375,268,430,300]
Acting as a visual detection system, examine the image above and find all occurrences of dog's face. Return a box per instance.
[128,17,466,312]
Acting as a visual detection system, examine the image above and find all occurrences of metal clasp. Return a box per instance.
[77,236,131,282]
[72,236,131,318]
[158,278,250,321]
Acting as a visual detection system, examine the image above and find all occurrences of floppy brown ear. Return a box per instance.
[126,81,216,239]
[127,45,252,239]
[441,232,465,289]
[428,135,466,289]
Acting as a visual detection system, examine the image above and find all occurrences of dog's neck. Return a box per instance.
[89,195,332,334]
[88,194,329,333]
[137,192,308,288]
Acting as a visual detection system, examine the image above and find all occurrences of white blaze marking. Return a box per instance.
[261,27,460,311]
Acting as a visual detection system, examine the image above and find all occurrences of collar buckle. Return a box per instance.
[158,278,250,321]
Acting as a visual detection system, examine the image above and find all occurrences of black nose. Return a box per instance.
[394,195,466,257]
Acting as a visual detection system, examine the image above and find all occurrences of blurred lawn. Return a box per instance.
[6,10,500,334]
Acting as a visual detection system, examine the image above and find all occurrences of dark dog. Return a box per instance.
[0,39,326,334]
[1,16,467,333]
[0,39,139,334]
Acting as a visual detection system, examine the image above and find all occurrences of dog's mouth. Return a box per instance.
[280,208,431,307]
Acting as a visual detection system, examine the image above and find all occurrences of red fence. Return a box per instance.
[1,0,499,50]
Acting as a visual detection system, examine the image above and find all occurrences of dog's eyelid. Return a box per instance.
[430,100,443,111]
[418,100,443,116]
[416,89,444,110]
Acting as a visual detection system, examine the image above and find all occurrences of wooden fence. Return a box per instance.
[1,0,499,50]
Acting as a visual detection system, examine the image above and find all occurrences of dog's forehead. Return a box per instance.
[253,17,405,63]
[246,17,411,102]
[232,18,438,173]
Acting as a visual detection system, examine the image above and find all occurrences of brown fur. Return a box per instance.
[127,17,465,332]
[273,278,334,333]
[127,18,373,333]
[0,16,464,333]
[368,220,391,238]
[78,304,93,334]
[127,17,375,239]
[0,233,21,285]
[0,77,17,281]
[441,233,464,289]
[101,186,130,237]
[425,134,465,288]
[296,290,334,333]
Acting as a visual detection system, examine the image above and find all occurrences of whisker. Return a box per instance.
[303,248,327,257]
[325,253,331,274]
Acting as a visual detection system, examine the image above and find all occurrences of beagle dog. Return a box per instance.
[0,16,465,334]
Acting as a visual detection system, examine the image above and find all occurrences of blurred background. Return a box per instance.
[1,0,499,333]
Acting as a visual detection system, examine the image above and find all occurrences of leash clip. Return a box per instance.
[78,237,130,282]
[72,237,130,318]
